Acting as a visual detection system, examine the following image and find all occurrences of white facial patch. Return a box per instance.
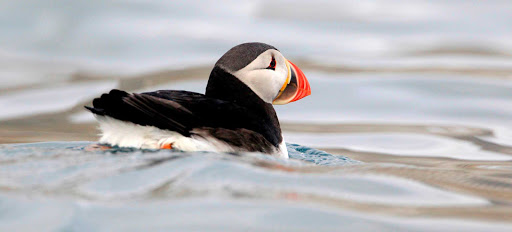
[231,49,288,103]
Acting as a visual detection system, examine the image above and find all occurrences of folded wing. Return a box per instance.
[85,89,258,137]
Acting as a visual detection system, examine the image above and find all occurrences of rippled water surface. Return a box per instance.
[1,0,512,231]
[1,142,511,232]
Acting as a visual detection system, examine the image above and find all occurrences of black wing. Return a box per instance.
[85,89,263,138]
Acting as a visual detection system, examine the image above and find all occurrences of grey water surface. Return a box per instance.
[0,142,510,232]
[1,0,512,231]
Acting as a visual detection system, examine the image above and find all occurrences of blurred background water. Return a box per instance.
[1,1,512,231]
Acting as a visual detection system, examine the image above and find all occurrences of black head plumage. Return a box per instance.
[215,42,278,72]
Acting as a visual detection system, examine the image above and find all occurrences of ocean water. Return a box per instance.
[0,142,509,232]
[1,0,512,231]
[1,0,512,80]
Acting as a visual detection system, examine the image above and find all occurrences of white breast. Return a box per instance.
[95,116,288,158]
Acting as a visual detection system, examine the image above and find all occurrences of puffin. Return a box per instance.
[85,42,311,159]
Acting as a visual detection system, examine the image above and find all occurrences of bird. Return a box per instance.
[85,42,311,159]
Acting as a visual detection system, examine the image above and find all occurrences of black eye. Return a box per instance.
[266,57,276,70]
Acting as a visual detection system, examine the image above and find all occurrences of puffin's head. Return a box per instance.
[214,42,311,104]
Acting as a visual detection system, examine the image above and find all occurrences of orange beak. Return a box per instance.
[273,59,311,105]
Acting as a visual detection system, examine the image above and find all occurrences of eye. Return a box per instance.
[266,57,276,70]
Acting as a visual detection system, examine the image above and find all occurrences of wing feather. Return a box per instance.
[85,89,252,137]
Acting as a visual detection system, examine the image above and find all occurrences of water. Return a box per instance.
[1,0,512,81]
[1,0,512,231]
[0,142,509,231]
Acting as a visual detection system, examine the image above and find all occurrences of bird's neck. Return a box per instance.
[206,66,267,108]
[205,66,282,146]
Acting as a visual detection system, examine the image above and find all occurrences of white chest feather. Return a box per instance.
[95,116,288,158]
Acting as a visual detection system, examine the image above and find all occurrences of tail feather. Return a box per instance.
[84,106,104,115]
[84,89,190,136]
[85,89,129,118]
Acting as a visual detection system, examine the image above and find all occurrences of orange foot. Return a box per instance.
[160,143,173,149]
[85,144,112,151]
